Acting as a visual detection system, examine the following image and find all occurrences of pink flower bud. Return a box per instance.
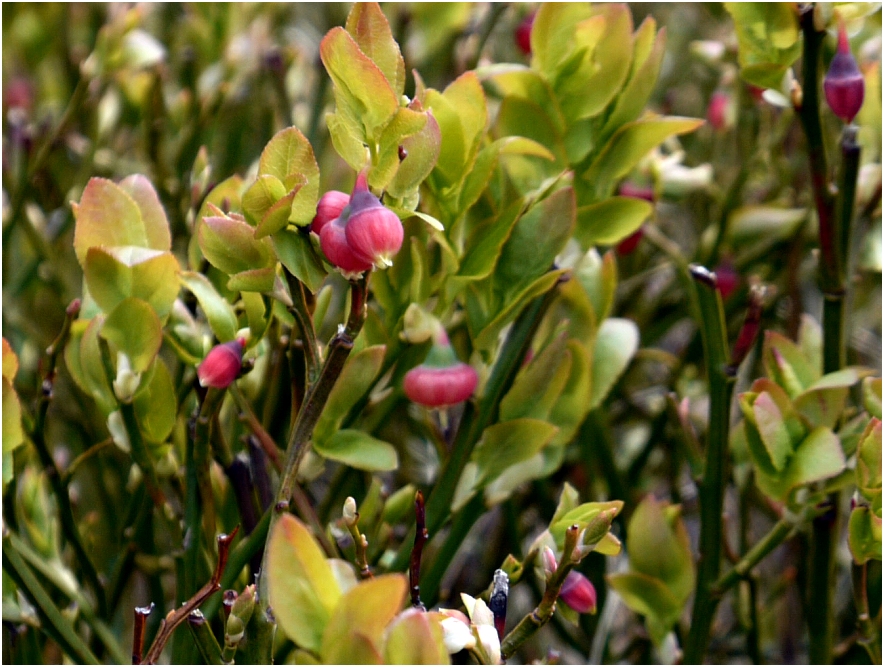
[515,13,535,56]
[559,571,597,614]
[542,547,558,578]
[319,215,374,277]
[344,172,404,269]
[707,90,733,131]
[311,190,349,237]
[403,333,478,408]
[198,338,245,388]
[616,227,644,255]
[824,22,864,123]
[714,257,739,300]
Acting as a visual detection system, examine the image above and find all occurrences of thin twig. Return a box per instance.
[132,604,154,665]
[410,491,429,609]
[141,528,240,665]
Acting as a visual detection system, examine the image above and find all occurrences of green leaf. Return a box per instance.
[600,18,665,141]
[2,378,23,484]
[582,117,704,200]
[387,110,442,199]
[575,196,653,248]
[274,228,328,294]
[794,386,849,431]
[557,5,634,122]
[321,574,407,665]
[550,500,624,547]
[472,419,558,487]
[575,249,617,323]
[626,496,694,603]
[345,1,405,98]
[242,292,268,342]
[320,27,398,145]
[118,174,172,251]
[848,506,883,564]
[863,377,883,420]
[755,426,847,502]
[500,334,572,422]
[725,3,802,90]
[751,382,805,470]
[189,176,245,270]
[530,3,594,84]
[242,174,288,227]
[257,127,320,228]
[133,360,176,443]
[548,340,593,446]
[268,514,341,653]
[424,72,487,190]
[856,418,882,513]
[384,609,450,665]
[72,177,169,266]
[198,209,274,276]
[371,106,429,191]
[805,367,873,391]
[455,199,523,284]
[495,187,575,297]
[179,271,238,343]
[84,246,180,320]
[589,318,639,410]
[100,298,162,373]
[226,268,276,293]
[313,345,386,445]
[68,318,116,415]
[313,430,398,472]
[607,571,681,646]
[763,331,819,398]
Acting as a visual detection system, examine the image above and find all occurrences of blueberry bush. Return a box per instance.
[2,3,881,664]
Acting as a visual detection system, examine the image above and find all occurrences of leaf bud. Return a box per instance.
[113,352,141,403]
[197,338,245,388]
[343,496,358,526]
[824,21,864,123]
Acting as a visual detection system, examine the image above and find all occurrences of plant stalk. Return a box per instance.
[683,265,736,664]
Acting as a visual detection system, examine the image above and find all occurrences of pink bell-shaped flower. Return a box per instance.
[311,190,349,237]
[824,21,865,123]
[198,338,245,388]
[344,171,404,269]
[404,331,478,408]
[319,215,374,278]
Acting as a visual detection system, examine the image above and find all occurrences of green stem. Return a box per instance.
[5,529,127,664]
[2,529,100,665]
[187,611,224,665]
[27,300,107,618]
[712,517,796,597]
[285,270,321,385]
[500,525,582,659]
[683,265,736,664]
[257,276,369,605]
[852,562,882,664]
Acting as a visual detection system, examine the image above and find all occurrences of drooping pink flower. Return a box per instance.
[198,338,245,388]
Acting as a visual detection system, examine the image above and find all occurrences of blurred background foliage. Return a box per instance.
[2,2,881,664]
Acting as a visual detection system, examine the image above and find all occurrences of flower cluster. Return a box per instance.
[314,172,404,278]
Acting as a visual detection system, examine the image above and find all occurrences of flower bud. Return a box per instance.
[824,22,864,123]
[714,256,739,300]
[542,546,558,578]
[197,338,245,388]
[616,228,644,256]
[319,215,373,278]
[515,13,535,55]
[344,172,404,269]
[559,571,597,614]
[403,332,478,408]
[311,190,349,237]
[343,496,358,526]
[707,90,734,132]
[438,613,475,654]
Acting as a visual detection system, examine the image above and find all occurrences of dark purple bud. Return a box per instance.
[824,22,865,123]
[515,13,535,56]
